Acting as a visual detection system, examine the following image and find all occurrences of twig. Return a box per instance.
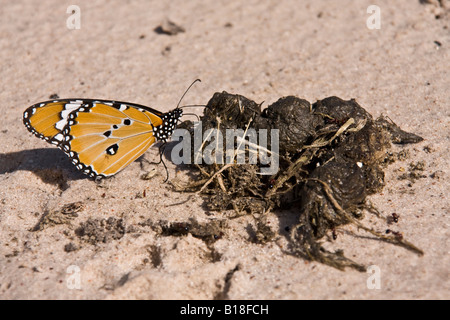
[197,117,254,194]
[308,178,424,256]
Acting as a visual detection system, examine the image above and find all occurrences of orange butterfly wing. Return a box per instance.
[23,100,74,142]
[24,99,168,178]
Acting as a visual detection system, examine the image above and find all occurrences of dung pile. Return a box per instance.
[175,92,424,271]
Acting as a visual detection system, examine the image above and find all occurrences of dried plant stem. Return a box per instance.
[266,118,357,198]
[308,178,424,256]
[197,117,254,194]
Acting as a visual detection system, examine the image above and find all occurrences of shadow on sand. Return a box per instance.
[0,148,86,189]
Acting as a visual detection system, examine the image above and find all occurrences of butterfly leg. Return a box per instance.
[158,143,170,182]
[143,142,169,182]
[154,143,166,165]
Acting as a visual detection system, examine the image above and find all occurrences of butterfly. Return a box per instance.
[23,80,201,179]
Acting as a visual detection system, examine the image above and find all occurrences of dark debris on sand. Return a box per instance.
[175,92,424,271]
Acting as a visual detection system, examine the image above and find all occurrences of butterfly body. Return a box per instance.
[23,99,183,179]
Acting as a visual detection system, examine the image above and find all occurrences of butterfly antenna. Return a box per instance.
[177,79,201,108]
[182,112,200,121]
[179,104,207,109]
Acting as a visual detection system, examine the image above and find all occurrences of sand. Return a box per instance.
[0,0,448,299]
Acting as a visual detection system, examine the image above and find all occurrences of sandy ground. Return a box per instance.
[0,0,448,299]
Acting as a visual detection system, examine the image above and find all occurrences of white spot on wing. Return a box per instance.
[55,103,81,130]
[55,119,66,130]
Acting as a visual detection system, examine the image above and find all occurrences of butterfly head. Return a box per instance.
[153,107,183,142]
[172,107,183,121]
